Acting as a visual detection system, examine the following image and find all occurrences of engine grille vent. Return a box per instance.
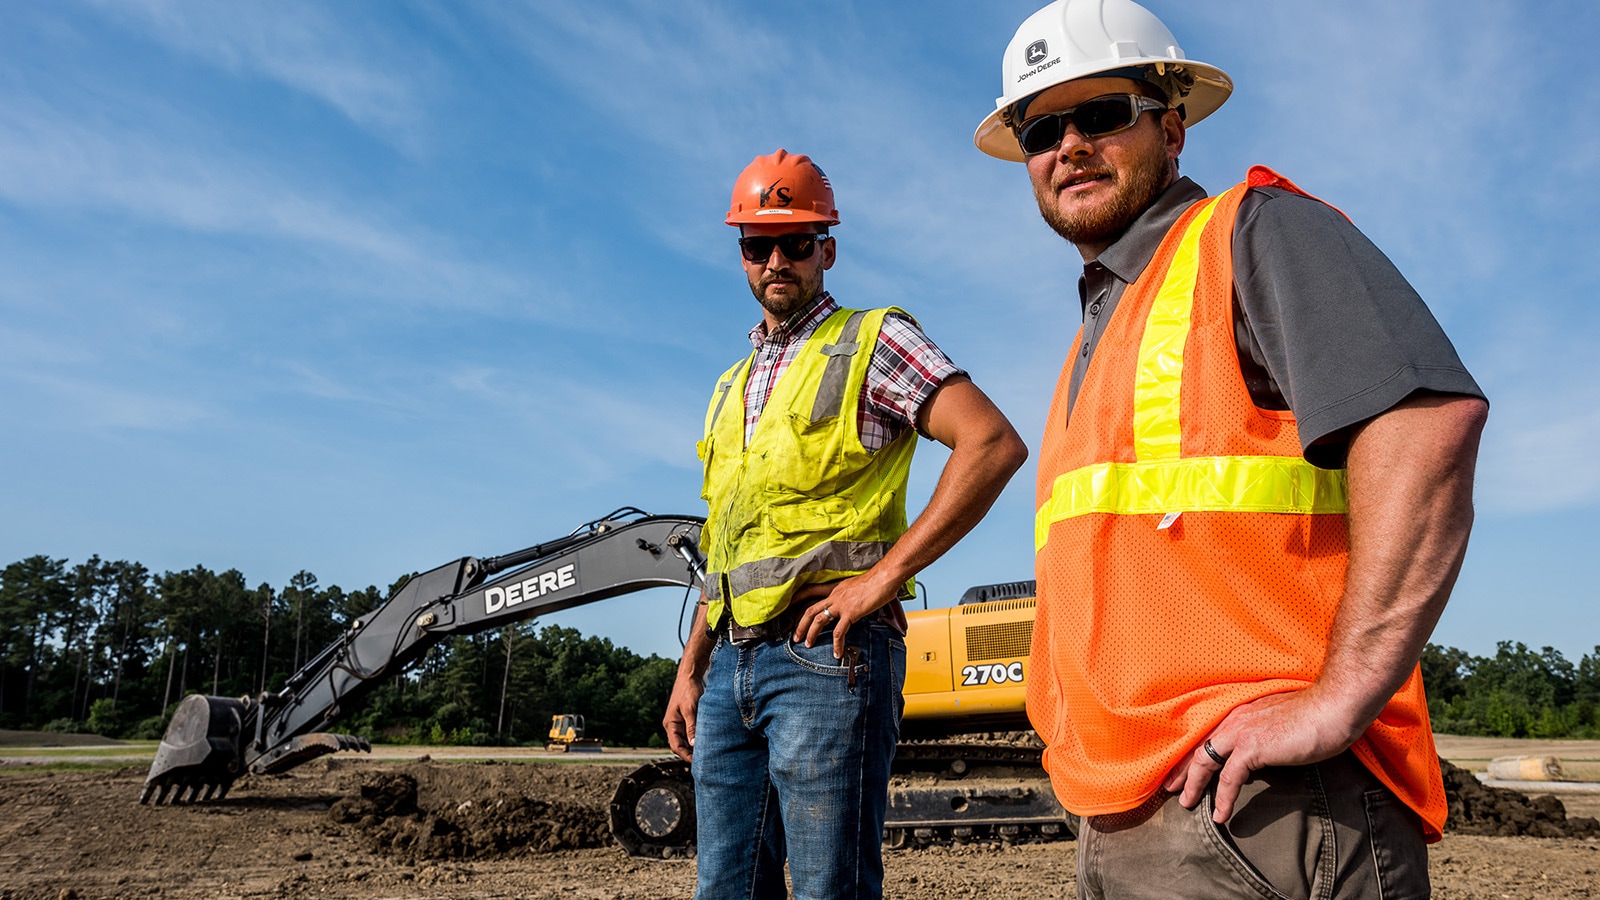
[964,620,1034,662]
[958,598,1036,615]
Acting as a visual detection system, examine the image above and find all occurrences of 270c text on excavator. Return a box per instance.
[140,509,1071,856]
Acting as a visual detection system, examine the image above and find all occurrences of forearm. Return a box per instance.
[1310,394,1488,739]
[676,596,716,682]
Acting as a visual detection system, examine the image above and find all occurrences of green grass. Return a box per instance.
[0,745,155,759]
[0,760,140,774]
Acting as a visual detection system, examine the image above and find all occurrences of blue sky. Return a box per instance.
[2,0,1596,665]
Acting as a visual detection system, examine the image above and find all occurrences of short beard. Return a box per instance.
[749,266,825,323]
[1034,138,1172,248]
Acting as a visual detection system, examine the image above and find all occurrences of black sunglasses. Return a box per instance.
[1015,94,1168,156]
[738,232,830,263]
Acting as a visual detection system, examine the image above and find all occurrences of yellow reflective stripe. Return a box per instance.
[1132,197,1222,461]
[1034,456,1349,550]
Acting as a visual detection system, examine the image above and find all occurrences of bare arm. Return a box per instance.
[1169,392,1488,819]
[793,374,1028,657]
[662,596,715,762]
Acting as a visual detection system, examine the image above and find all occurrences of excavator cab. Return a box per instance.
[546,713,603,752]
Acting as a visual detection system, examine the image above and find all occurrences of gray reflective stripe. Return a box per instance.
[704,575,724,604]
[710,357,750,432]
[725,539,892,597]
[810,311,868,424]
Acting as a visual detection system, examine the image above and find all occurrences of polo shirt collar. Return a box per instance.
[1090,176,1209,285]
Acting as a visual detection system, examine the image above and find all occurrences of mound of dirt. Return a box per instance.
[1440,758,1600,837]
[328,762,615,862]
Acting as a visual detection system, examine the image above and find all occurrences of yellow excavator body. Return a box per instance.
[899,582,1034,732]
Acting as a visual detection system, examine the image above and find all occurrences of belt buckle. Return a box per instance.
[724,618,767,647]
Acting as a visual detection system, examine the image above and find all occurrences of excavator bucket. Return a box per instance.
[139,694,249,805]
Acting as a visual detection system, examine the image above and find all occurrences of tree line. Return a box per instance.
[1422,641,1600,739]
[0,554,679,748]
[4,553,1597,744]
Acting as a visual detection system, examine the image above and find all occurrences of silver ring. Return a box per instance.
[1203,739,1227,766]
[818,608,833,620]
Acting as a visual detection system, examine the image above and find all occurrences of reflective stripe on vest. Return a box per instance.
[1034,196,1348,551]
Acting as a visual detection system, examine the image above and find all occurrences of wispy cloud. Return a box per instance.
[440,362,702,479]
[0,96,535,317]
[1477,387,1600,515]
[0,362,212,432]
[83,0,432,151]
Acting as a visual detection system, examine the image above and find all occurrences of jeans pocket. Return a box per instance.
[784,637,861,676]
[1363,789,1430,900]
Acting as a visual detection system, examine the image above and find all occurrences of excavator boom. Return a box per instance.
[141,510,704,804]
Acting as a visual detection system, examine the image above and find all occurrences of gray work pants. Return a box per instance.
[1076,751,1431,899]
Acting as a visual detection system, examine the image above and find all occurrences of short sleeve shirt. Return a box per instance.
[743,292,964,451]
[1069,176,1484,468]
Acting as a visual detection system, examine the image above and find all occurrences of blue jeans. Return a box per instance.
[692,622,906,900]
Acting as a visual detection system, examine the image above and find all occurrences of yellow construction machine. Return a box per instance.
[138,509,1067,857]
[545,713,603,752]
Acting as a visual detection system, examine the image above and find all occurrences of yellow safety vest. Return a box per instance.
[699,307,917,628]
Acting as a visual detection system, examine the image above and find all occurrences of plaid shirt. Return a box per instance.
[743,293,963,451]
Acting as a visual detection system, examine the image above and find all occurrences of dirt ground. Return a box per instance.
[2,737,1598,899]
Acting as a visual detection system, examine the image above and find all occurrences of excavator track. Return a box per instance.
[884,739,1076,849]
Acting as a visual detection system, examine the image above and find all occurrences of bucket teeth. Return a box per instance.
[138,772,235,806]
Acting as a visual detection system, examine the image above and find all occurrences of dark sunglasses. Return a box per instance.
[738,232,830,263]
[1015,93,1168,156]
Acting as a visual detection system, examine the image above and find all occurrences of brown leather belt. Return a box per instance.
[719,602,813,645]
[717,599,902,646]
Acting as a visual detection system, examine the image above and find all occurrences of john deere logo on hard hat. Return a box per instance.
[1025,40,1048,66]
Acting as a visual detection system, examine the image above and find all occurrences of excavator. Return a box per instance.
[139,508,1069,857]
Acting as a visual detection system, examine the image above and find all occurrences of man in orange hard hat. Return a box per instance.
[979,0,1488,897]
[663,149,1027,898]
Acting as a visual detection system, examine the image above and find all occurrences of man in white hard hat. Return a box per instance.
[978,1,1488,896]
[664,149,1027,899]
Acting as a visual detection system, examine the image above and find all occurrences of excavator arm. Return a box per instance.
[141,510,704,804]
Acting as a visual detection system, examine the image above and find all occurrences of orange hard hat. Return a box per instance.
[725,149,840,226]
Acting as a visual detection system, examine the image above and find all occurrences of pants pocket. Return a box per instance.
[1364,789,1430,900]
[1198,790,1293,900]
[784,637,862,677]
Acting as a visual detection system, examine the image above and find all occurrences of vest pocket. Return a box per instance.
[767,496,857,536]
[764,411,855,496]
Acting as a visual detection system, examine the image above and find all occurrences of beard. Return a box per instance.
[748,264,825,322]
[1033,137,1172,248]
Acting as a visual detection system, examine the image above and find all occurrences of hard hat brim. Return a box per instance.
[973,61,1232,162]
[725,208,841,226]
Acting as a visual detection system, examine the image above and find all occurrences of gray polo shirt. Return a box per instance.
[1069,176,1484,468]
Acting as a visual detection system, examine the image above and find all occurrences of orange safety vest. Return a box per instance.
[1029,166,1446,841]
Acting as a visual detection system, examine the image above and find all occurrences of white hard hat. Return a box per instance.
[974,0,1233,162]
